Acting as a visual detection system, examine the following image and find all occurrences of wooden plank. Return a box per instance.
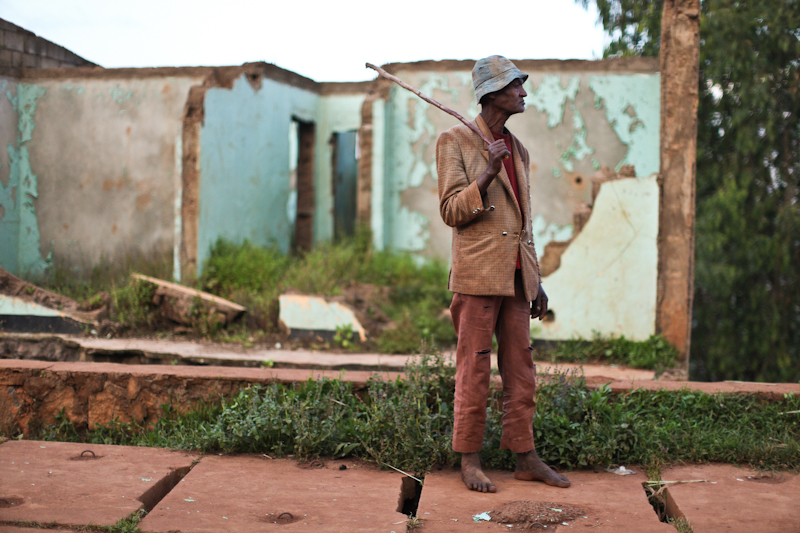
[131,273,245,325]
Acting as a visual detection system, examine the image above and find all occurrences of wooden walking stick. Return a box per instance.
[366,63,493,147]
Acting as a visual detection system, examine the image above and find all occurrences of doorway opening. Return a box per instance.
[291,118,315,252]
[331,130,359,240]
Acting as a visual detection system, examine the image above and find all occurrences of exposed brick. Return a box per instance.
[9,50,22,67]
[0,48,11,67]
[0,20,20,32]
[46,41,67,61]
[40,57,61,69]
[24,34,42,55]
[22,53,41,68]
[3,30,23,52]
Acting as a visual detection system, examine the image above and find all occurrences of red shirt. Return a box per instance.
[492,130,522,268]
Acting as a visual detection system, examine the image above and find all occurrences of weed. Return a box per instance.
[541,332,680,372]
[39,250,172,304]
[334,324,355,349]
[199,232,455,350]
[1,510,144,532]
[406,515,422,529]
[669,517,694,533]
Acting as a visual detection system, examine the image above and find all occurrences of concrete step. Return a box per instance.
[3,332,658,381]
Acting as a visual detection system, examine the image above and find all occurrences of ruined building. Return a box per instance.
[0,19,661,343]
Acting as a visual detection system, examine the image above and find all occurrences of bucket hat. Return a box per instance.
[472,55,528,104]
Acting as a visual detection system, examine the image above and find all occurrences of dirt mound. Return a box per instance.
[491,500,583,529]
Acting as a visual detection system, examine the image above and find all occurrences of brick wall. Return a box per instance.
[0,18,97,69]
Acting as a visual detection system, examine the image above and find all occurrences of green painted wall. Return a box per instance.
[198,76,318,269]
[198,76,365,271]
[314,94,366,244]
[0,78,50,278]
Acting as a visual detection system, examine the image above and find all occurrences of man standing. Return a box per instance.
[437,56,570,493]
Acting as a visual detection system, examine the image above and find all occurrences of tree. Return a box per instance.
[579,0,800,381]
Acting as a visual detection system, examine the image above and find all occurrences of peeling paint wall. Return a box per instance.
[0,76,52,277]
[379,63,660,262]
[0,76,20,274]
[2,66,367,280]
[9,74,203,278]
[376,60,660,340]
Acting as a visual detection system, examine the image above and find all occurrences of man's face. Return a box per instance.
[489,78,527,115]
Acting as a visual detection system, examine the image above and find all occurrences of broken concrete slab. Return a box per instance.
[139,456,407,532]
[131,273,246,326]
[0,440,196,527]
[0,267,107,334]
[416,468,674,532]
[538,174,659,342]
[279,293,368,342]
[662,464,800,532]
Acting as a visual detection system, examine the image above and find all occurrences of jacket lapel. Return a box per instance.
[474,115,521,218]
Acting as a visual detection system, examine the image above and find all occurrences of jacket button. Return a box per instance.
[490,205,495,210]
[502,231,508,236]
[528,240,532,244]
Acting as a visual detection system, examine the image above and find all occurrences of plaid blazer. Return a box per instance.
[437,114,541,301]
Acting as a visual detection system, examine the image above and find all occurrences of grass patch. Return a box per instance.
[201,230,456,352]
[29,357,800,475]
[539,333,680,372]
[1,509,145,532]
[669,517,694,533]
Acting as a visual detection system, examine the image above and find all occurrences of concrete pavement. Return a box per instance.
[1,440,799,532]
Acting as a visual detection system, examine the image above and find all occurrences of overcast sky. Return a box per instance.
[1,0,606,82]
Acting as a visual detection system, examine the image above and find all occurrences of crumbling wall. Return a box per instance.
[4,70,205,279]
[194,73,367,271]
[371,59,660,341]
[537,171,659,341]
[374,59,660,264]
[0,62,370,281]
[197,74,318,266]
[0,18,96,70]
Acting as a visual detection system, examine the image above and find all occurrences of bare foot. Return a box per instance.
[461,452,497,493]
[514,450,570,488]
